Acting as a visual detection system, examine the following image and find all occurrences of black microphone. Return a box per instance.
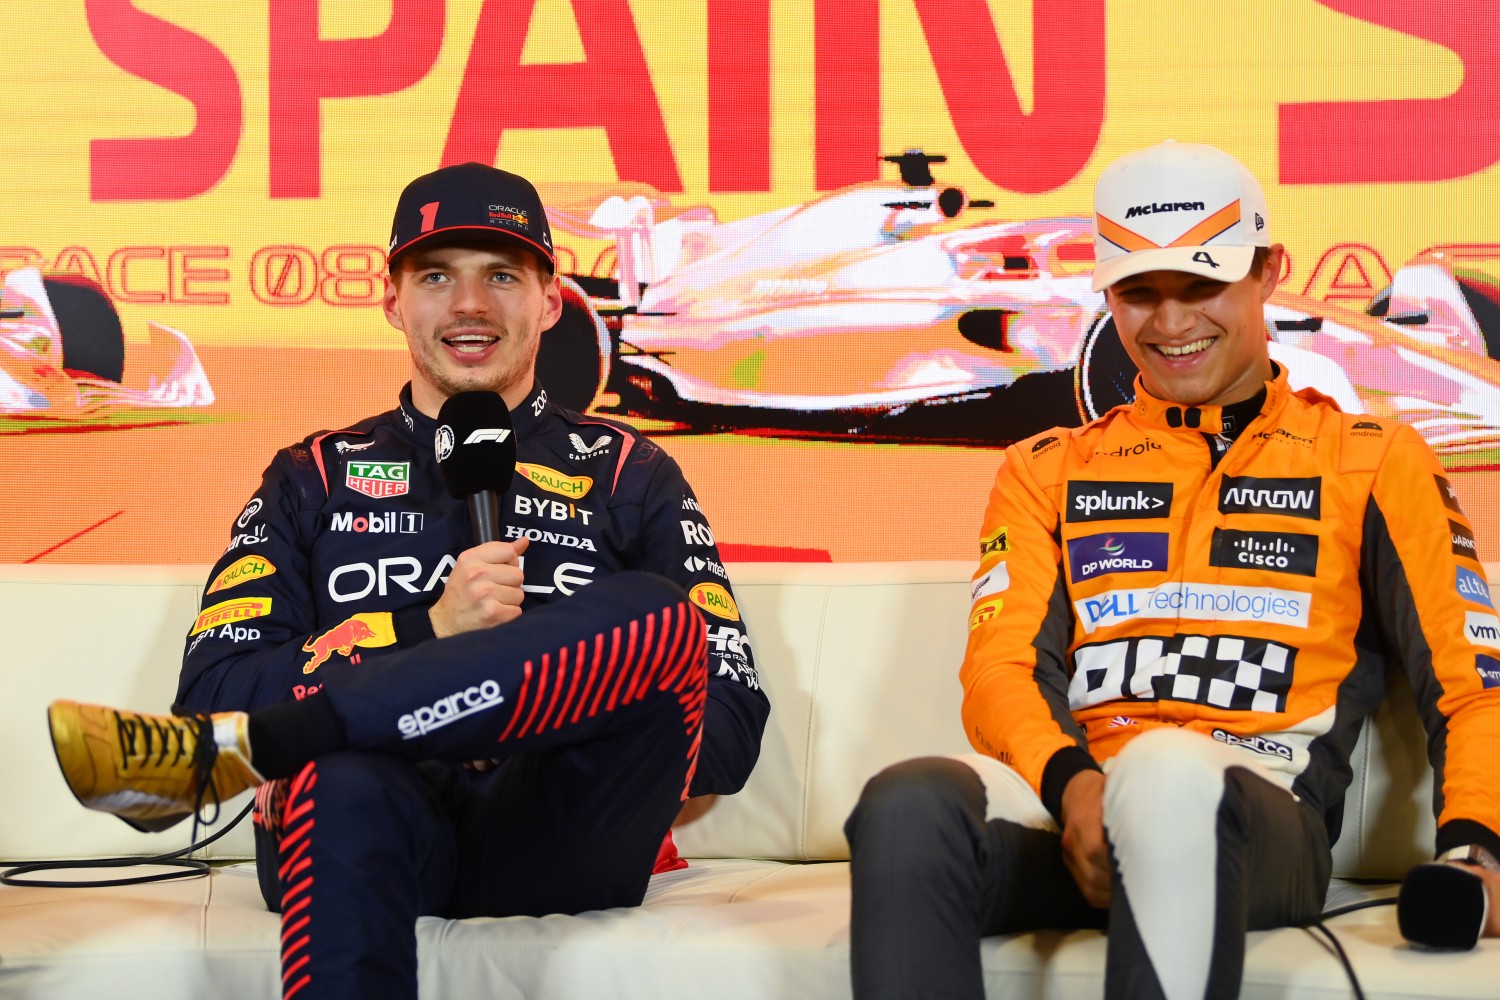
[1398,862,1490,950]
[434,391,517,544]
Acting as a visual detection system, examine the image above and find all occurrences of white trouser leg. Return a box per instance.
[1102,727,1289,1000]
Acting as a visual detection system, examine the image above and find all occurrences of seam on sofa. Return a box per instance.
[724,866,789,904]
[797,586,833,863]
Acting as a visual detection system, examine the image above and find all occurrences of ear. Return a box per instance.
[382,271,405,333]
[539,274,564,333]
[1260,245,1286,303]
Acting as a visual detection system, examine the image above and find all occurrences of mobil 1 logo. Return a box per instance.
[1209,529,1318,577]
[1067,482,1173,523]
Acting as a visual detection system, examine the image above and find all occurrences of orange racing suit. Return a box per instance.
[960,366,1500,857]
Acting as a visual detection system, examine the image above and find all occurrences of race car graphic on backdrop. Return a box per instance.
[0,267,213,425]
[540,154,1500,459]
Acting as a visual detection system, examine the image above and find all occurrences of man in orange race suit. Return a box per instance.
[844,141,1500,999]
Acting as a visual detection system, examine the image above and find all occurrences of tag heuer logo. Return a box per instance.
[347,461,410,499]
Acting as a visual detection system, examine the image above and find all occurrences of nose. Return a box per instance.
[449,273,490,316]
[1153,294,1198,339]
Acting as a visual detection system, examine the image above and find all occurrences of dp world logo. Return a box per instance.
[435,424,455,461]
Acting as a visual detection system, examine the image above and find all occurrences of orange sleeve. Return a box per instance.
[959,443,1097,811]
[1366,423,1500,854]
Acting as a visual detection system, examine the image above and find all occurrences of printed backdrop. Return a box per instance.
[2,0,1498,564]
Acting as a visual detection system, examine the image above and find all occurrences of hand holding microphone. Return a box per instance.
[1398,844,1500,950]
[429,392,523,638]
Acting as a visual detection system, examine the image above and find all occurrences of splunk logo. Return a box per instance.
[397,680,504,739]
[1073,582,1309,634]
[1066,481,1173,523]
[1067,532,1168,583]
[1477,654,1500,689]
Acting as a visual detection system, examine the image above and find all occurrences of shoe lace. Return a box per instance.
[112,709,223,825]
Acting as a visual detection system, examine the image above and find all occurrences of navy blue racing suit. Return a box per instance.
[176,381,768,1000]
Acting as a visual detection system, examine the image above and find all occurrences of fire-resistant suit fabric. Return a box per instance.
[173,380,768,1000]
[847,365,1500,1000]
[961,366,1500,857]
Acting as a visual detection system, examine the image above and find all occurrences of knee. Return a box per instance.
[286,752,428,832]
[1104,729,1225,838]
[846,757,985,860]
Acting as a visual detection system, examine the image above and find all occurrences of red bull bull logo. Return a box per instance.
[301,612,396,674]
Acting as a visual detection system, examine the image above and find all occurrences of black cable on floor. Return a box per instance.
[0,799,253,889]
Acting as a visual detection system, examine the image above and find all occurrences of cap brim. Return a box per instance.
[388,226,555,273]
[1091,245,1253,293]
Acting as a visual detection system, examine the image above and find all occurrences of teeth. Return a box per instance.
[1157,337,1213,357]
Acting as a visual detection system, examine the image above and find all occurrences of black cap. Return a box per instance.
[387,162,555,274]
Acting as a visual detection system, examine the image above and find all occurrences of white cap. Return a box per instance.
[1091,141,1269,292]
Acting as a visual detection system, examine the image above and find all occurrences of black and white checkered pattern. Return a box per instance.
[1070,634,1296,713]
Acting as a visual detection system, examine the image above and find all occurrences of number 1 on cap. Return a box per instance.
[419,201,440,233]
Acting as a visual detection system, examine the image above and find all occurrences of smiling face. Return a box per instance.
[1103,244,1284,408]
[383,243,562,416]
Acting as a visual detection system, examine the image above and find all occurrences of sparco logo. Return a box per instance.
[1209,529,1318,577]
[1212,729,1293,761]
[1218,477,1320,519]
[398,679,504,739]
[1067,482,1173,523]
[1124,201,1205,218]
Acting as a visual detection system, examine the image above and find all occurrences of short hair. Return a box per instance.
[1248,246,1271,279]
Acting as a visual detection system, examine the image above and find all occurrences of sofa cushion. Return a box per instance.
[3,861,1497,1000]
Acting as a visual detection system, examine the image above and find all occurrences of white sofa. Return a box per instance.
[2,561,1498,999]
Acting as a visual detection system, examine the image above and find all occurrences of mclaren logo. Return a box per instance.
[1124,201,1205,219]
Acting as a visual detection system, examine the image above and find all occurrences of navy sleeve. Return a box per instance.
[634,454,770,796]
[175,443,431,713]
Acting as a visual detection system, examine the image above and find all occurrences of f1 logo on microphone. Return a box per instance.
[465,429,512,445]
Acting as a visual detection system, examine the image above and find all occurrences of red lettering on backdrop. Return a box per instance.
[814,0,880,190]
[1280,1,1499,183]
[85,0,242,200]
[268,0,445,198]
[912,0,1104,194]
[444,0,682,191]
[708,0,771,191]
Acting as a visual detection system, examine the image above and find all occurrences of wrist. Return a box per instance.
[1440,844,1500,873]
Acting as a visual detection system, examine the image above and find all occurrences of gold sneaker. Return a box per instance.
[47,701,263,833]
